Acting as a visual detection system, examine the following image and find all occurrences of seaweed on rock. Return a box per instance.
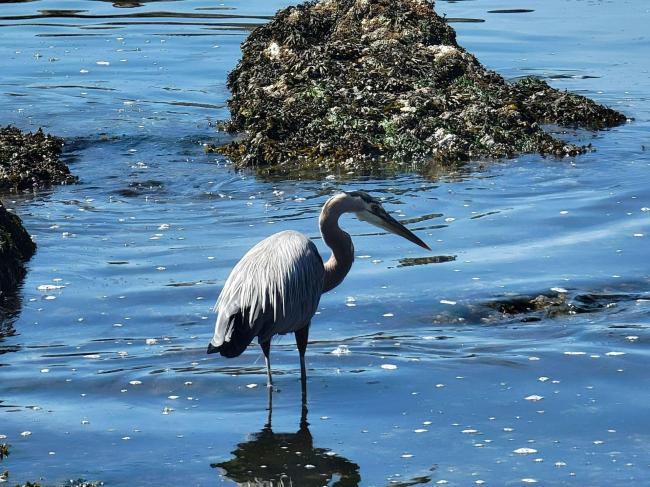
[210,0,626,174]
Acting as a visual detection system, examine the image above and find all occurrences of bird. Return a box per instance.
[207,190,430,389]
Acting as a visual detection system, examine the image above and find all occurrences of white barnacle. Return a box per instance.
[428,44,460,62]
[433,128,457,149]
[264,41,282,60]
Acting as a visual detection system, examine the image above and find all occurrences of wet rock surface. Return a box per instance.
[212,0,626,175]
[484,290,650,323]
[428,287,650,326]
[0,201,36,306]
[1,125,76,192]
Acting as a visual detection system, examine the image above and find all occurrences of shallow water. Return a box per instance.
[1,0,649,485]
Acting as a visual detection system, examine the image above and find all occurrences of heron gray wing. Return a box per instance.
[212,230,324,348]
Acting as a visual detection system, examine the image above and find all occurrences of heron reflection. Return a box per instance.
[212,392,360,486]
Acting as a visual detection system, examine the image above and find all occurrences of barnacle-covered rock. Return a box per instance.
[1,125,76,191]
[210,0,626,175]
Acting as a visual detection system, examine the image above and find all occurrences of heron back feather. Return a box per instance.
[211,230,324,354]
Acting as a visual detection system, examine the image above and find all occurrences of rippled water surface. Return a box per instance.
[1,1,649,485]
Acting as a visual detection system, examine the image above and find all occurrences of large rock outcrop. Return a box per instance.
[212,0,626,175]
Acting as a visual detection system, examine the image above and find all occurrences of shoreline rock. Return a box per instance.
[1,125,76,192]
[1,125,74,307]
[210,0,626,175]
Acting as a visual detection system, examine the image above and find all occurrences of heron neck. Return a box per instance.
[320,200,354,293]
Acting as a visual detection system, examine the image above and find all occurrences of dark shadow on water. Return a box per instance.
[397,255,456,268]
[212,390,361,486]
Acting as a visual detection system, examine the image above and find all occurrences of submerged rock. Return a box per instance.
[1,125,76,192]
[0,201,36,304]
[211,0,626,174]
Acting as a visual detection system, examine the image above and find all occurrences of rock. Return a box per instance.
[0,125,76,192]
[0,201,36,304]
[210,0,626,175]
[1,125,74,307]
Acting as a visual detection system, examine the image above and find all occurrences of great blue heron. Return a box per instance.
[207,191,429,388]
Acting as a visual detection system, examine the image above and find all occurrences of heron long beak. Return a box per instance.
[378,211,431,250]
[359,208,431,250]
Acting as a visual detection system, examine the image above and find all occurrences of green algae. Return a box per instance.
[209,0,626,176]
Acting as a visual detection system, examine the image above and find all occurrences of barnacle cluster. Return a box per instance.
[1,125,76,192]
[211,0,626,175]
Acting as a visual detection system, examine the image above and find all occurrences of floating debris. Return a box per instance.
[37,284,65,291]
[381,363,398,370]
[524,394,544,402]
[513,447,538,455]
[210,0,625,175]
[331,344,351,355]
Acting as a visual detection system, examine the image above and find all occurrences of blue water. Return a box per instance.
[1,1,649,485]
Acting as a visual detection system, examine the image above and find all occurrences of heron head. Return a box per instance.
[346,191,431,250]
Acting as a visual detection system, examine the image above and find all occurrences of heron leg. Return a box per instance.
[261,340,273,388]
[295,324,310,393]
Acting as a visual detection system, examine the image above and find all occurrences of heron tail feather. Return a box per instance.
[207,308,254,358]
